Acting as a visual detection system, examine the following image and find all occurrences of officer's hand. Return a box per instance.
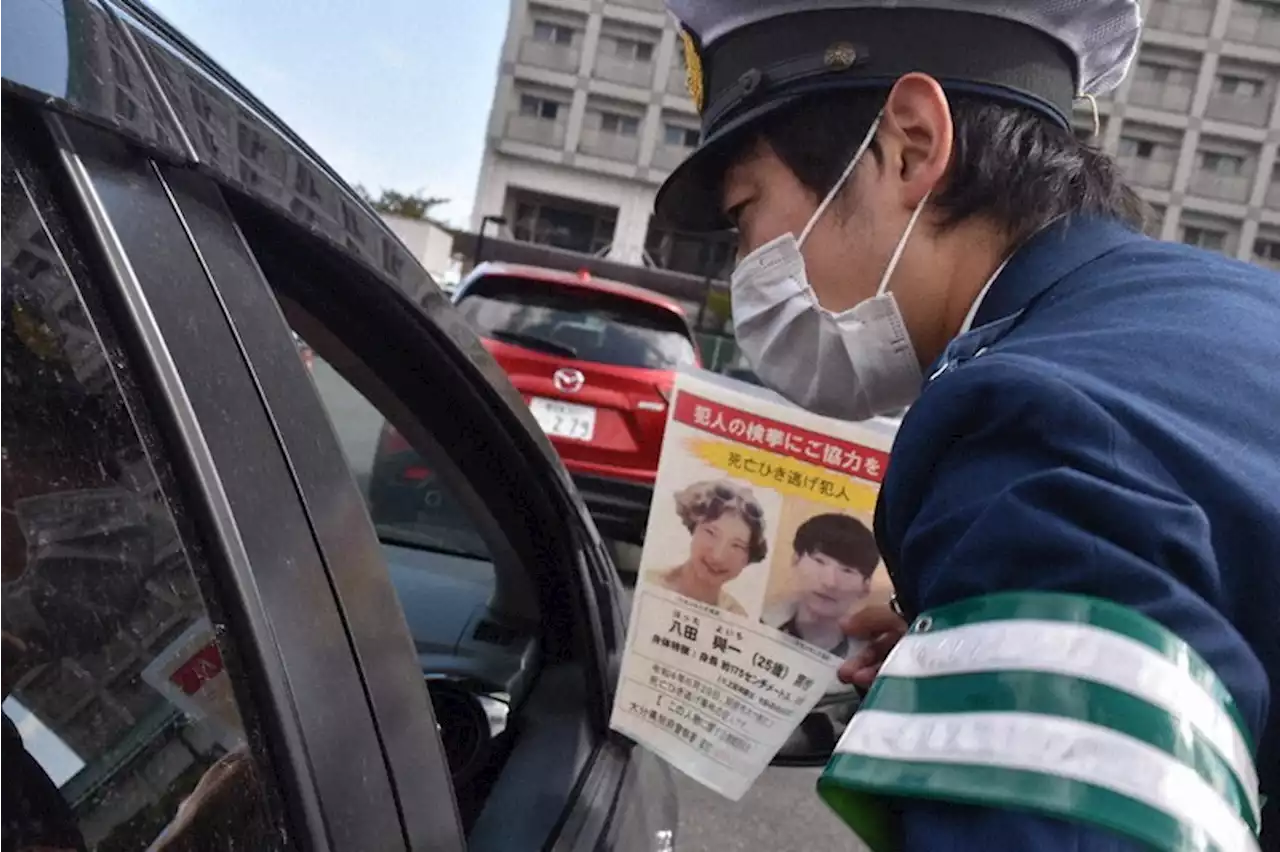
[837,605,908,689]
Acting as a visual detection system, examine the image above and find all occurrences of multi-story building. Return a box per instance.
[471,0,732,279]
[1071,0,1280,271]
[474,0,1280,276]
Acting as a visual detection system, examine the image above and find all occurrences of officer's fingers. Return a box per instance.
[837,659,882,688]
[837,631,904,686]
[841,604,907,639]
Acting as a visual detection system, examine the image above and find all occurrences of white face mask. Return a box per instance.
[730,112,928,421]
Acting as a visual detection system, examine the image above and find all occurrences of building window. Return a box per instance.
[1243,0,1280,18]
[1217,74,1264,99]
[510,194,617,256]
[1120,138,1157,159]
[1181,226,1227,251]
[519,94,561,121]
[532,20,574,45]
[1136,62,1195,87]
[645,220,735,280]
[1199,151,1245,176]
[663,124,699,148]
[599,112,640,136]
[608,36,654,62]
[1255,238,1280,264]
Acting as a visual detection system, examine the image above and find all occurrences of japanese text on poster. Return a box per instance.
[609,368,896,800]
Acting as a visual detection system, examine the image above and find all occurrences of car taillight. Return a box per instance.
[401,466,432,481]
[655,385,672,404]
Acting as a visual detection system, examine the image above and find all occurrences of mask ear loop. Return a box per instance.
[875,189,931,298]
[797,112,884,249]
[1076,93,1100,139]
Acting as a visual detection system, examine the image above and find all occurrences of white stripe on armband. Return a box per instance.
[880,618,1260,821]
[837,709,1259,852]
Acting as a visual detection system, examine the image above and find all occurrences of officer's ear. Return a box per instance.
[879,73,953,208]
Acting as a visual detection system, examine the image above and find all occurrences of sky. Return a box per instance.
[4,696,85,787]
[145,0,511,228]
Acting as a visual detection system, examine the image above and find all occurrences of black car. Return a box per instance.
[0,1,680,850]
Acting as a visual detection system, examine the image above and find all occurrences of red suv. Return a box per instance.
[440,262,701,539]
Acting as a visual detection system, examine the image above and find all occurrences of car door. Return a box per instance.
[130,113,680,852]
[2,100,413,850]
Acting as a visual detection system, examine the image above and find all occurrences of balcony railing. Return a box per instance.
[1127,80,1195,113]
[505,114,567,149]
[1147,1,1213,35]
[518,39,582,74]
[1204,94,1273,127]
[1117,157,1177,189]
[594,53,654,89]
[1188,171,1253,203]
[578,127,641,161]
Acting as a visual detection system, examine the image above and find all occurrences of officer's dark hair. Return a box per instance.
[738,89,1149,241]
[792,513,879,578]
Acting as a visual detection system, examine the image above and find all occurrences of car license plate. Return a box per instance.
[529,398,597,442]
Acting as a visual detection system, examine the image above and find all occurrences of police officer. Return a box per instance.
[655,2,1276,850]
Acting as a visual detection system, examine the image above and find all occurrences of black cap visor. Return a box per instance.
[654,8,1078,233]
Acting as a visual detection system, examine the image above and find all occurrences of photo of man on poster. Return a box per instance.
[762,512,880,658]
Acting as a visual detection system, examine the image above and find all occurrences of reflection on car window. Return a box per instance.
[2,160,285,852]
[456,274,698,370]
[300,350,491,561]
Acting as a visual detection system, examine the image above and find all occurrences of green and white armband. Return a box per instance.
[817,593,1261,852]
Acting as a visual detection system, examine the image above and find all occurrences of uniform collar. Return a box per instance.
[927,217,1145,385]
[958,256,1010,335]
[966,215,1145,331]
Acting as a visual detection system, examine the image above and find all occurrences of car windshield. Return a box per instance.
[456,274,698,370]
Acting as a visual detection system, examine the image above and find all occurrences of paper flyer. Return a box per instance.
[141,616,244,752]
[609,367,896,800]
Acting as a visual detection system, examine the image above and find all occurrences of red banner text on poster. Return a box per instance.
[673,392,889,484]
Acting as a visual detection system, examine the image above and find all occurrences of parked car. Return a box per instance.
[0,2,678,850]
[372,262,701,544]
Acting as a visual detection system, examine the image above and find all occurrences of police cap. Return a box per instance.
[655,0,1143,231]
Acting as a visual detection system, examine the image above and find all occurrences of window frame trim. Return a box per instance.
[44,112,407,852]
[152,163,470,851]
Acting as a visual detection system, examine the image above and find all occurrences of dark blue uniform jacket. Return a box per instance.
[875,216,1278,850]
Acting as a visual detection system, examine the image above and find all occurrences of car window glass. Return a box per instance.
[233,200,598,849]
[456,274,698,370]
[2,161,287,852]
[301,353,491,561]
[292,338,550,839]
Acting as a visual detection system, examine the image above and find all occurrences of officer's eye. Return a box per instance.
[723,197,751,230]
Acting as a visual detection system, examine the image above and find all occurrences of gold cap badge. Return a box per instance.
[679,27,705,113]
[823,42,858,70]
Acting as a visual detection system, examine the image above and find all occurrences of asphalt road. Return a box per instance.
[675,767,870,852]
[312,364,868,850]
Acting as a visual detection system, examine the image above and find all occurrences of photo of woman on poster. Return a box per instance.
[762,512,880,657]
[644,479,769,616]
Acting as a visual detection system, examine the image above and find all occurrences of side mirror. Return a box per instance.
[770,687,862,768]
